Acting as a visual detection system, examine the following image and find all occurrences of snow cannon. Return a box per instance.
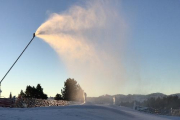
[33,33,35,38]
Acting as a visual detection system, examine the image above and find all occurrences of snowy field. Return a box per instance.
[0,103,179,120]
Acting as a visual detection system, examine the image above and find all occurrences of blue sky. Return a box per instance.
[0,0,180,97]
[121,0,180,94]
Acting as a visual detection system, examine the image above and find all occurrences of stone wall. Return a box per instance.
[14,98,69,108]
[0,98,13,107]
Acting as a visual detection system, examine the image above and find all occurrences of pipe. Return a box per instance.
[0,33,35,97]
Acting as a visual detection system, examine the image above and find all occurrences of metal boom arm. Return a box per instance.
[0,33,35,84]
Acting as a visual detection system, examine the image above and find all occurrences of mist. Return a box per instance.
[36,1,128,96]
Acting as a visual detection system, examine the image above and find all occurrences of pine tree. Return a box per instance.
[18,90,25,98]
[9,92,12,99]
[21,84,48,99]
[36,84,43,99]
[54,94,62,100]
[61,78,84,101]
[25,85,36,98]
[36,84,48,99]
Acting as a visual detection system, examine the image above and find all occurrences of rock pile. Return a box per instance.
[14,98,68,108]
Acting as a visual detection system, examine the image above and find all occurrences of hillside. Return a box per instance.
[87,93,180,105]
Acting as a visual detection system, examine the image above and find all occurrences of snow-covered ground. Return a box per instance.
[0,103,179,120]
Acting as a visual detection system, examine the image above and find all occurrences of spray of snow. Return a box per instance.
[36,1,128,96]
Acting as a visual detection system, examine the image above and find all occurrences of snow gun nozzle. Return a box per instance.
[33,33,35,38]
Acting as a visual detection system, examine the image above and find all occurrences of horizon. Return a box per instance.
[91,92,180,97]
[0,0,180,98]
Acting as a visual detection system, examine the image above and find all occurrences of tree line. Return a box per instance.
[18,84,48,99]
[120,95,180,109]
[18,78,85,102]
[142,95,180,109]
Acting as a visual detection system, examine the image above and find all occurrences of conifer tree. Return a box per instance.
[61,78,84,101]
[19,84,48,99]
[54,94,62,100]
[9,92,12,99]
[19,90,25,98]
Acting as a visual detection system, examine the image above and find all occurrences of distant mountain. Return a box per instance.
[114,93,166,104]
[87,93,180,105]
[147,93,166,97]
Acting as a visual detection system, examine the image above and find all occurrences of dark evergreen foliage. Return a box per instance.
[18,79,84,101]
[9,92,12,99]
[54,94,63,100]
[36,84,48,99]
[61,78,84,101]
[121,95,180,110]
[19,84,48,99]
[142,95,180,109]
[19,90,25,98]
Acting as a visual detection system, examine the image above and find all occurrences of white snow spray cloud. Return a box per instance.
[36,1,128,96]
